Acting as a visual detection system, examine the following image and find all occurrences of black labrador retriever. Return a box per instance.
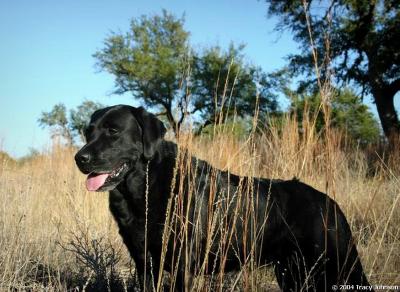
[75,105,373,292]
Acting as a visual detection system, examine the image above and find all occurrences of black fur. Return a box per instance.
[75,105,372,292]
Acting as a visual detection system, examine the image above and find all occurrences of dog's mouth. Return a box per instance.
[86,162,130,192]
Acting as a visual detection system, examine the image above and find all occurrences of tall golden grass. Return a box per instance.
[0,112,399,291]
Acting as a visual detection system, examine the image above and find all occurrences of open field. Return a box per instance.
[1,116,399,291]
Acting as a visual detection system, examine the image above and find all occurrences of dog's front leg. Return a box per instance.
[132,244,159,292]
[109,189,159,291]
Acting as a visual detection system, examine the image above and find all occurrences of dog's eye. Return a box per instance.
[107,127,119,135]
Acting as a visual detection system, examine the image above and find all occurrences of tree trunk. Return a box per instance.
[164,108,180,137]
[372,87,400,140]
[194,119,213,136]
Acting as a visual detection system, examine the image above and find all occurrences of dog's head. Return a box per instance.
[75,105,166,192]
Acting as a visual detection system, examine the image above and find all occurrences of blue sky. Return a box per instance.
[0,0,299,157]
[0,0,395,158]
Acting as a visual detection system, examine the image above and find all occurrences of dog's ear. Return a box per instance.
[131,107,166,160]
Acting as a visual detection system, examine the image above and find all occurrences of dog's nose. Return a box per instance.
[75,152,91,164]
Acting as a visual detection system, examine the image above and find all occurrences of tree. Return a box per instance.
[94,10,190,134]
[70,100,106,141]
[94,10,278,135]
[38,103,73,145]
[38,100,104,145]
[191,44,278,133]
[265,0,400,140]
[292,88,381,143]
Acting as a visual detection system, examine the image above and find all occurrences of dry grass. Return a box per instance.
[3,1,399,290]
[0,114,399,291]
[0,146,132,291]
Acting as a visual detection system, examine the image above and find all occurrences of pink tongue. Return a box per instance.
[86,173,110,191]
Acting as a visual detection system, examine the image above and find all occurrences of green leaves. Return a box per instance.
[291,88,380,143]
[38,103,68,128]
[94,11,278,134]
[38,100,104,145]
[265,0,400,138]
[70,101,105,140]
[94,10,189,108]
[38,103,72,144]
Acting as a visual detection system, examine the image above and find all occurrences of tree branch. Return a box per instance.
[387,78,400,97]
[195,119,214,136]
[190,102,213,114]
[155,111,167,117]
